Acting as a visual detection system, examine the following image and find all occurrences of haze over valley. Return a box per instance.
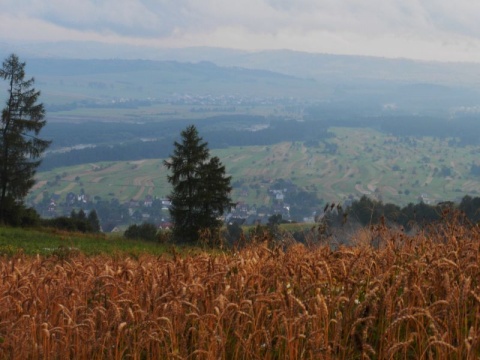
[4,0,480,230]
[0,46,477,229]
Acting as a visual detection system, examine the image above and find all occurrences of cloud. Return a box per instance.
[2,0,480,61]
[2,0,189,37]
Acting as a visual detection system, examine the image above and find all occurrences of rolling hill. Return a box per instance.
[29,127,480,210]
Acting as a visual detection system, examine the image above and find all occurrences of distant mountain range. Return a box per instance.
[2,40,480,88]
[1,41,480,119]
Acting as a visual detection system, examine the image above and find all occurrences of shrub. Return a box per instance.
[41,216,93,233]
[124,223,158,242]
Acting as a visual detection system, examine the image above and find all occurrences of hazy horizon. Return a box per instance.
[3,1,480,63]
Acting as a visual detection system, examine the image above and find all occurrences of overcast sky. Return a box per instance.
[3,0,480,62]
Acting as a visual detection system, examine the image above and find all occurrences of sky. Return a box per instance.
[2,0,480,62]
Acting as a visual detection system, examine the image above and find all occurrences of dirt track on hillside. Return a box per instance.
[31,180,47,191]
[382,186,398,195]
[322,166,359,196]
[355,184,371,195]
[55,182,76,195]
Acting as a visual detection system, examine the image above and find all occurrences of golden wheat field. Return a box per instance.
[1,222,480,359]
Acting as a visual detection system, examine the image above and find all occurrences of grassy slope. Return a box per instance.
[0,226,173,256]
[29,127,480,207]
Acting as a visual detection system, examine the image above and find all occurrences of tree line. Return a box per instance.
[342,195,480,230]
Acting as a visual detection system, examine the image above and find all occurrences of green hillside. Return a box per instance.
[28,127,480,209]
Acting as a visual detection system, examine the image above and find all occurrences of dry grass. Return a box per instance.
[1,217,480,359]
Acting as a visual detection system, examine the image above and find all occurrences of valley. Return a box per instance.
[29,127,480,225]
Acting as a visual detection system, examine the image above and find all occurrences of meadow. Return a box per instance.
[0,227,171,257]
[0,216,479,359]
[29,127,480,208]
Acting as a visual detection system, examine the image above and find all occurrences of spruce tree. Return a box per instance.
[87,210,101,232]
[164,125,232,243]
[197,156,233,230]
[0,54,51,224]
[77,209,87,221]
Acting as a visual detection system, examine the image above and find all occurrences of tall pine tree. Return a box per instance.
[164,125,232,243]
[197,156,232,230]
[0,54,50,224]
